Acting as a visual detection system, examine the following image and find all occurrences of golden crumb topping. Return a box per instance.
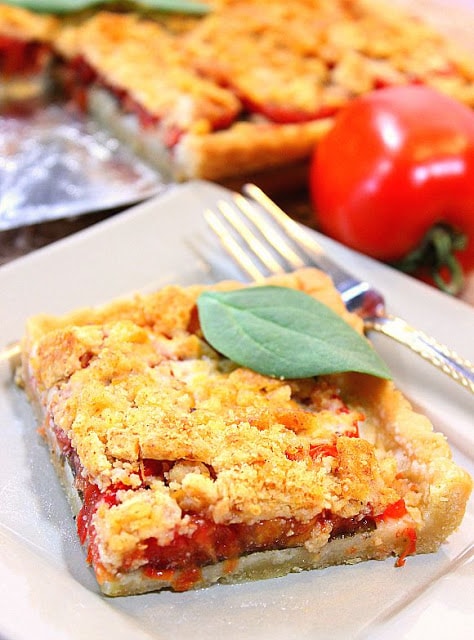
[55,11,241,132]
[24,269,402,539]
[3,0,474,129]
[182,0,474,113]
[0,5,58,41]
[48,0,474,132]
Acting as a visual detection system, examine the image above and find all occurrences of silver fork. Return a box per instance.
[205,183,474,395]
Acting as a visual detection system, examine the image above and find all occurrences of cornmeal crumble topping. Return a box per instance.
[182,0,474,114]
[0,4,57,42]
[51,0,474,127]
[54,12,241,132]
[25,272,392,547]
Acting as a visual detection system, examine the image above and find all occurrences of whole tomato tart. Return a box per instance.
[17,268,472,595]
[2,0,474,182]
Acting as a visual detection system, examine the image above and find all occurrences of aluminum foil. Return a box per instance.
[0,100,166,231]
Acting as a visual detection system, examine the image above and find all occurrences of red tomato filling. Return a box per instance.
[61,56,237,147]
[376,498,408,522]
[0,35,51,76]
[395,527,418,567]
[78,480,377,590]
[61,54,349,145]
[51,422,415,590]
[239,93,340,124]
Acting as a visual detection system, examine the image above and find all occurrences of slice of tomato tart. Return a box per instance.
[17,268,472,596]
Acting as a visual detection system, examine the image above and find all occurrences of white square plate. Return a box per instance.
[0,181,473,640]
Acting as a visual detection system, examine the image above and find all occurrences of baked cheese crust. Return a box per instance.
[3,0,473,181]
[18,268,472,595]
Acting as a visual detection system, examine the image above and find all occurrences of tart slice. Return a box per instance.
[17,268,472,596]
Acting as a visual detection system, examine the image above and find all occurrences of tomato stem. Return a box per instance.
[393,225,467,295]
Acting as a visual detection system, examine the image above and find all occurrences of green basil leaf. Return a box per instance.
[197,286,391,380]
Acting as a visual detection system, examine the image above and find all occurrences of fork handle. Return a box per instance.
[365,314,474,394]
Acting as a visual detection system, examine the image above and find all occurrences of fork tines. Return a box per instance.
[204,186,317,282]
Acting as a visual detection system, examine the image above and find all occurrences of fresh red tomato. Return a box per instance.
[309,85,474,294]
